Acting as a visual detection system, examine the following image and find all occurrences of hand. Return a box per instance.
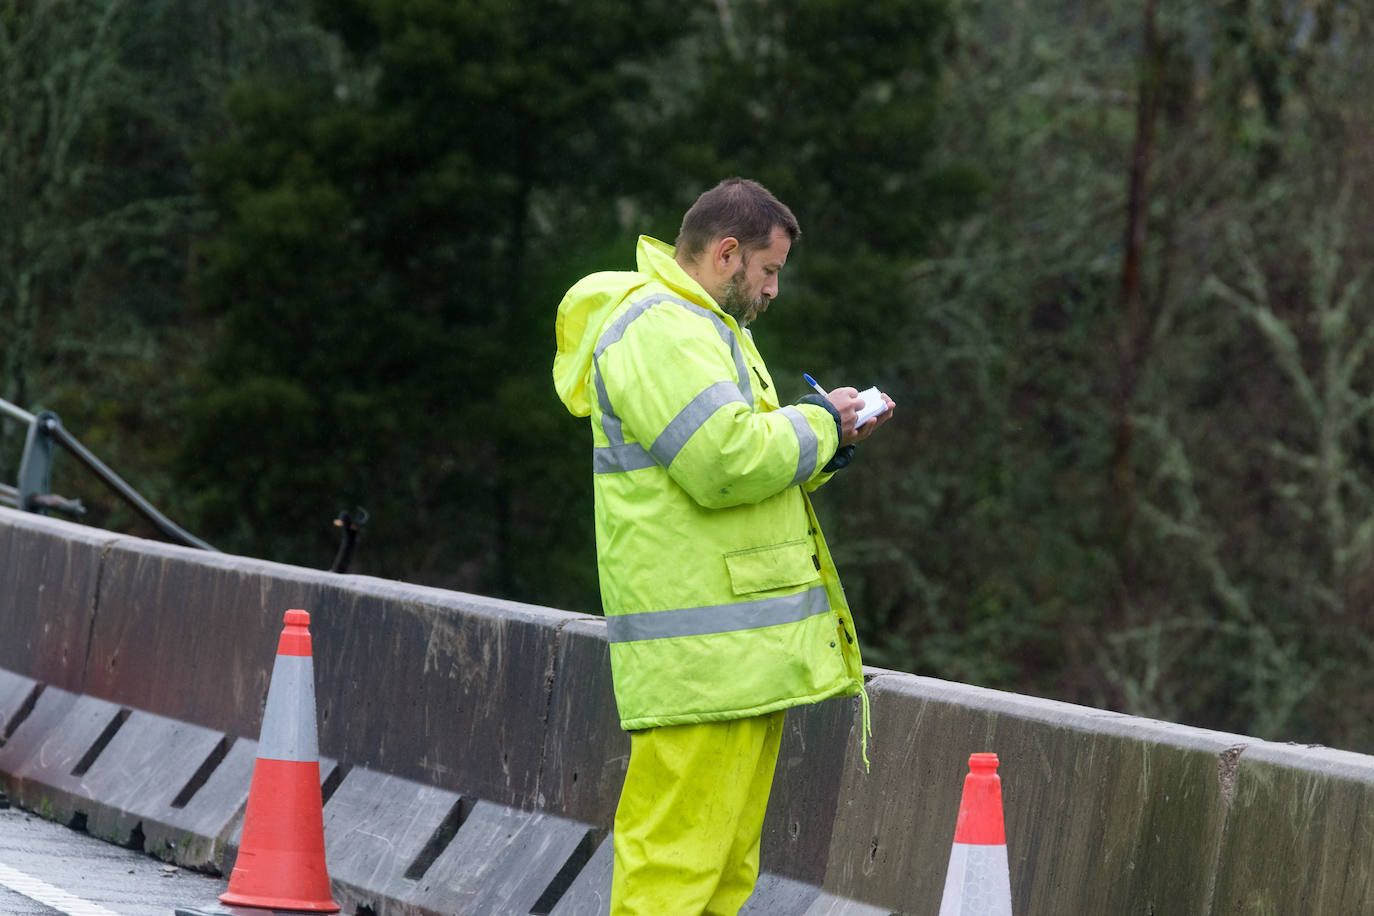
[826,389,894,446]
[824,387,863,441]
[850,392,895,444]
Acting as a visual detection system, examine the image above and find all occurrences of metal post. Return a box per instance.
[1,399,37,508]
[17,411,58,514]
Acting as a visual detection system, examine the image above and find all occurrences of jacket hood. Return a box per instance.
[553,236,717,417]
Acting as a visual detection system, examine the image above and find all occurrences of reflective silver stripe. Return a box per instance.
[670,298,754,405]
[593,297,663,448]
[592,293,755,458]
[594,441,657,473]
[606,584,830,643]
[257,654,319,763]
[594,294,679,359]
[734,342,754,404]
[593,354,626,445]
[650,380,749,467]
[778,405,819,485]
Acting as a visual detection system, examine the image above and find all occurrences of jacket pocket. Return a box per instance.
[723,539,820,595]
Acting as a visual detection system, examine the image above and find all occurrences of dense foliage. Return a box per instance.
[5,0,1374,751]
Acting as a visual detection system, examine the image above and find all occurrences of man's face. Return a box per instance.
[719,227,791,327]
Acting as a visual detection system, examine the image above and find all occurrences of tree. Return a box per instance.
[183,0,682,606]
[0,0,167,440]
[625,0,973,370]
[876,0,1374,750]
[0,0,335,534]
[1145,5,1374,743]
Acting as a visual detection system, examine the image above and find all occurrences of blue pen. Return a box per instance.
[803,373,827,396]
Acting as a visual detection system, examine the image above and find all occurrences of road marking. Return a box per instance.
[0,862,125,916]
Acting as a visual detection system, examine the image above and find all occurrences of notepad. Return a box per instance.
[854,386,889,428]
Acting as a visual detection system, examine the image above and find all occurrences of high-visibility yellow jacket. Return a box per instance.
[554,236,865,731]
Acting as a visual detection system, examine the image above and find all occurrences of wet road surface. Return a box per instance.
[0,802,226,916]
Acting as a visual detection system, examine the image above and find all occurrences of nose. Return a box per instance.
[763,276,779,300]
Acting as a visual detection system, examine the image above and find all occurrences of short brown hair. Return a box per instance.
[674,178,801,261]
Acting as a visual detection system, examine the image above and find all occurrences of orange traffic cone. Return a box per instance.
[219,609,340,913]
[938,752,1013,916]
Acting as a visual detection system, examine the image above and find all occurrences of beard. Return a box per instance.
[720,268,768,327]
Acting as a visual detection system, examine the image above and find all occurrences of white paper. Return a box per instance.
[853,386,888,428]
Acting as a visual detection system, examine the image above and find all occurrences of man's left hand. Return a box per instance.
[846,392,895,445]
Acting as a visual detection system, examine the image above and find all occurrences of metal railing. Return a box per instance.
[1,396,216,552]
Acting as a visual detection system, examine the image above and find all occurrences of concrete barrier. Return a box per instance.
[322,767,467,914]
[541,618,630,825]
[0,675,255,870]
[821,672,1247,913]
[1213,742,1374,912]
[82,534,594,812]
[0,509,113,692]
[4,505,1374,914]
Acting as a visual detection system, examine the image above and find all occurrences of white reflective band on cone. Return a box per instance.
[939,843,1013,916]
[257,654,320,763]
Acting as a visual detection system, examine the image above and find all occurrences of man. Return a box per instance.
[553,178,894,914]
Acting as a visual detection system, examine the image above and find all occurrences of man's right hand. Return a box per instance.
[825,387,864,442]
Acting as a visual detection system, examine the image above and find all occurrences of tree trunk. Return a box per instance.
[1107,0,1161,622]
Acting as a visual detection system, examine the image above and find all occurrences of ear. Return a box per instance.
[711,236,741,274]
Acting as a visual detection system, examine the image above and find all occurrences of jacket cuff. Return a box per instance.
[795,394,853,473]
[823,443,855,472]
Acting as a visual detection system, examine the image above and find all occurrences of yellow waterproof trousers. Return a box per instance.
[610,710,786,916]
